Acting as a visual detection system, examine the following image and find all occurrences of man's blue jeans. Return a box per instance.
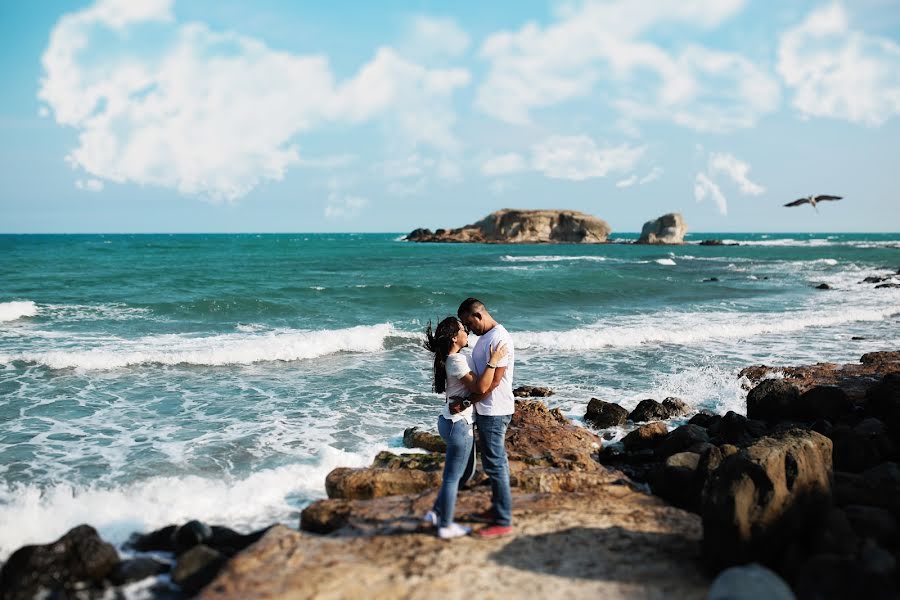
[434,415,474,528]
[475,412,513,526]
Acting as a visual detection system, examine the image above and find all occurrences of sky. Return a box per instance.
[1,0,899,233]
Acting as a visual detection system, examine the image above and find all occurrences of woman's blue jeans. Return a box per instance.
[434,415,474,528]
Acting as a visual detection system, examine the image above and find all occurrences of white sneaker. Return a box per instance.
[437,523,471,539]
[422,510,439,526]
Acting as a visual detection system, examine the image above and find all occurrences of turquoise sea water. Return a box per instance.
[1,232,899,555]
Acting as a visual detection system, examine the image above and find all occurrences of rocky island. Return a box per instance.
[406,209,612,244]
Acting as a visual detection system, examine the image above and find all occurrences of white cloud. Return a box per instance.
[639,167,663,184]
[481,153,527,176]
[694,152,764,215]
[75,178,104,192]
[476,0,779,132]
[615,175,637,188]
[324,192,368,219]
[403,16,470,60]
[531,135,644,181]
[694,172,728,215]
[708,152,764,195]
[38,1,470,202]
[778,2,900,125]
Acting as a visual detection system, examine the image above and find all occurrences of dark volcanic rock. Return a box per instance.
[662,397,690,418]
[844,505,898,548]
[174,519,213,554]
[584,398,628,428]
[628,399,668,422]
[108,557,170,585]
[875,282,900,289]
[403,426,446,453]
[746,379,801,423]
[656,424,710,459]
[800,385,853,422]
[701,429,833,572]
[831,419,896,472]
[0,524,119,600]
[126,524,177,553]
[651,452,702,511]
[710,411,768,446]
[688,411,720,429]
[815,283,831,290]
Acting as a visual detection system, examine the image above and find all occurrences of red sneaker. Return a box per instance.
[477,525,513,538]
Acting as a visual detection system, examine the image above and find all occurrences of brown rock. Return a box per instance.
[513,385,554,397]
[172,545,227,595]
[637,213,688,244]
[505,400,603,471]
[324,466,443,500]
[402,427,446,453]
[701,429,834,571]
[622,422,668,451]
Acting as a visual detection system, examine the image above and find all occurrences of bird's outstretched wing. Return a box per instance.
[784,198,809,207]
[814,195,842,201]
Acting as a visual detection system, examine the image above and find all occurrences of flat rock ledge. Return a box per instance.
[406,209,612,244]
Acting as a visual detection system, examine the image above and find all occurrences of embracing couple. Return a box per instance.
[422,297,514,540]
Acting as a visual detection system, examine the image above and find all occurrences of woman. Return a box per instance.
[422,316,507,539]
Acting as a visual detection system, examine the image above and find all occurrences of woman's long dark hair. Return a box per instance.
[423,316,462,394]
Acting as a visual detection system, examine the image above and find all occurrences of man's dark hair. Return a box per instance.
[457,297,485,318]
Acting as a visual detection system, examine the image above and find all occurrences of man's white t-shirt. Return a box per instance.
[471,323,514,416]
[441,352,474,423]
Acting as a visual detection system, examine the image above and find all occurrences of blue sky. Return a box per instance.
[1,0,899,233]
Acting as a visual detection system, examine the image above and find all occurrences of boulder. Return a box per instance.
[0,524,119,600]
[172,544,227,595]
[622,422,668,451]
[174,519,213,554]
[844,505,898,548]
[584,398,628,428]
[406,209,612,244]
[799,385,853,422]
[815,283,831,290]
[708,563,796,600]
[709,411,768,446]
[688,411,720,429]
[505,400,603,471]
[628,399,668,422]
[325,466,443,500]
[126,524,177,552]
[108,557,170,586]
[637,213,687,244]
[746,379,801,423]
[662,397,690,418]
[651,452,702,511]
[300,499,353,534]
[656,424,710,459]
[701,429,833,571]
[513,385,554,397]
[402,427,446,453]
[830,419,896,472]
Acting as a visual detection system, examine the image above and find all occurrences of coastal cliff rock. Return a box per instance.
[637,213,687,244]
[406,209,611,244]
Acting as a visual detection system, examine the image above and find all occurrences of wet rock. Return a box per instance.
[710,411,768,446]
[325,466,442,500]
[108,557,170,585]
[815,283,831,290]
[584,398,628,428]
[861,276,887,284]
[656,424,710,459]
[628,399,667,422]
[688,411,720,429]
[174,519,213,554]
[622,422,668,451]
[172,544,227,595]
[701,429,833,571]
[402,427,446,453]
[126,524,177,553]
[708,563,796,600]
[876,282,900,289]
[0,524,119,600]
[746,379,801,423]
[513,385,553,397]
[300,499,353,534]
[699,239,724,246]
[662,397,690,418]
[704,277,720,282]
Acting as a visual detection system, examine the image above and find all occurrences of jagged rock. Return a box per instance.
[622,422,668,451]
[0,524,119,600]
[584,398,628,428]
[406,209,612,244]
[701,429,833,571]
[108,557,170,585]
[402,427,446,453]
[513,385,554,397]
[172,544,227,595]
[636,213,687,244]
[708,563,796,600]
[746,379,801,423]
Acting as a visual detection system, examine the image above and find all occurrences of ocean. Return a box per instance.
[1,232,899,557]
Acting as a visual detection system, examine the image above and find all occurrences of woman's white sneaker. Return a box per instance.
[437,523,471,539]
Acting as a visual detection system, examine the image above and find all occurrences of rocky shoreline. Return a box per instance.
[2,351,898,599]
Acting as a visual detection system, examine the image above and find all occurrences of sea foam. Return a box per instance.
[0,323,397,370]
[0,301,37,323]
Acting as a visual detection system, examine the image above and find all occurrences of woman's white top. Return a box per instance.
[441,352,474,423]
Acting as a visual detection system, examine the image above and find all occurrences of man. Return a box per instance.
[457,297,515,538]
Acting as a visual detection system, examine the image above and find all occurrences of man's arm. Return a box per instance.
[469,366,507,403]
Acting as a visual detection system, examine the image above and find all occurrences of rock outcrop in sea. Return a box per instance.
[637,212,687,244]
[406,209,612,243]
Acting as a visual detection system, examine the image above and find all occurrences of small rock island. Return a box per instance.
[406,209,612,244]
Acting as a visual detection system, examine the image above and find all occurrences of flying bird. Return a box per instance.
[784,194,843,212]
